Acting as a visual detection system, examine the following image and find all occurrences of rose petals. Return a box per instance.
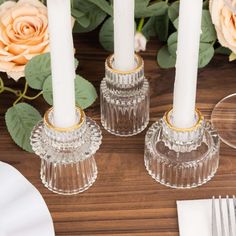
[210,0,236,53]
[0,0,49,81]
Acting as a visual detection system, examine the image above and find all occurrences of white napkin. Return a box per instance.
[0,161,55,236]
[177,199,236,236]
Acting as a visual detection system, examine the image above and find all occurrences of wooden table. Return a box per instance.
[1,34,236,236]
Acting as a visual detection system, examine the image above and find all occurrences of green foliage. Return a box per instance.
[157,45,176,69]
[25,53,51,90]
[135,2,168,18]
[201,10,217,43]
[99,17,114,51]
[215,46,231,55]
[25,53,79,90]
[71,0,221,69]
[157,1,217,69]
[88,0,113,16]
[154,12,169,42]
[74,75,98,109]
[43,75,98,109]
[42,76,53,105]
[142,12,169,42]
[168,1,179,23]
[199,43,215,68]
[167,32,177,56]
[5,103,42,152]
[72,0,107,33]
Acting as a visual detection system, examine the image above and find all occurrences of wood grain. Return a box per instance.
[1,33,236,235]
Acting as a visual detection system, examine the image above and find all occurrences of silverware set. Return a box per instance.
[212,196,236,236]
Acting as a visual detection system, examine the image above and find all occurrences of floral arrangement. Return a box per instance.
[70,0,234,67]
[0,0,235,152]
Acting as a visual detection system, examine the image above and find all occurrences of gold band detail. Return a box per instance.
[163,109,204,132]
[106,54,143,75]
[44,107,85,132]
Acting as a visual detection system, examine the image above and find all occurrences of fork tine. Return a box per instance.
[212,196,218,236]
[219,196,226,236]
[226,195,233,236]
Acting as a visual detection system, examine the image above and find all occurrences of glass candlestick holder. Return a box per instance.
[30,107,102,195]
[144,109,220,189]
[100,54,150,136]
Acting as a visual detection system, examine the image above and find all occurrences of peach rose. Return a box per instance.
[210,0,236,53]
[0,0,49,81]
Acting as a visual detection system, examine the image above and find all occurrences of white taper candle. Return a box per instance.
[47,0,76,128]
[172,0,203,128]
[114,0,135,71]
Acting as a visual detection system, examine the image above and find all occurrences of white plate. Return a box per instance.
[0,162,55,236]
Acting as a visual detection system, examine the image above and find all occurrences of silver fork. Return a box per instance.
[212,196,236,236]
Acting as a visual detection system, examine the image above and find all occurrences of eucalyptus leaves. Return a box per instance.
[71,0,230,68]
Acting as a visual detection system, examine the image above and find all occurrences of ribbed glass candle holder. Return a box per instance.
[30,107,102,195]
[144,109,220,189]
[100,54,150,136]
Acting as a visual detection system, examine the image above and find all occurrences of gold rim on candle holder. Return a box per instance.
[106,54,143,75]
[44,106,85,132]
[163,108,204,132]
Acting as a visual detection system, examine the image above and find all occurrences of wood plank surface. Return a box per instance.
[1,33,236,235]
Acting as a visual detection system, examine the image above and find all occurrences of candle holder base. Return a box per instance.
[100,54,149,136]
[30,107,102,195]
[144,110,220,189]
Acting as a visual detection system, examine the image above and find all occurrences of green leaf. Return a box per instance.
[171,10,216,43]
[43,75,97,109]
[203,0,209,9]
[136,0,150,8]
[142,17,157,40]
[142,13,169,41]
[25,53,79,90]
[135,0,150,16]
[168,1,179,23]
[173,17,179,30]
[135,2,168,18]
[25,53,51,90]
[74,75,98,109]
[5,103,42,153]
[99,17,114,51]
[167,32,177,56]
[159,40,214,69]
[71,8,85,18]
[88,0,113,16]
[72,0,107,33]
[157,45,176,69]
[215,46,231,55]
[198,43,215,68]
[76,14,90,28]
[42,76,53,105]
[155,12,169,42]
[201,10,217,43]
